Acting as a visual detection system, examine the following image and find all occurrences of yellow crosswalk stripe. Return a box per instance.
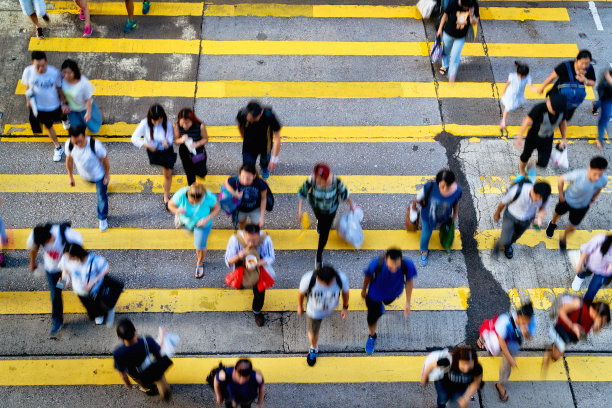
[478,175,612,194]
[0,288,470,314]
[2,124,599,143]
[479,7,569,21]
[15,80,594,100]
[48,1,204,16]
[0,174,430,194]
[0,356,585,385]
[509,288,612,311]
[8,229,463,251]
[475,229,612,250]
[28,38,579,58]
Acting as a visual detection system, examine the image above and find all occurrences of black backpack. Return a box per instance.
[265,182,274,212]
[205,362,225,389]
[305,269,345,298]
[68,137,96,154]
[505,179,531,205]
[44,222,72,247]
[372,256,410,282]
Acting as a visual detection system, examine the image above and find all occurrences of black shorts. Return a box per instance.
[37,108,63,129]
[365,295,395,326]
[147,147,177,169]
[554,201,589,226]
[520,135,554,167]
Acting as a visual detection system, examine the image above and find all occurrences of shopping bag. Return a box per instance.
[430,36,442,63]
[439,220,455,253]
[338,207,364,249]
[94,275,124,312]
[479,315,501,356]
[417,0,437,19]
[219,184,240,216]
[224,267,244,289]
[257,266,276,291]
[551,144,569,169]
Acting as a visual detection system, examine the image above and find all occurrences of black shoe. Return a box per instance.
[559,239,567,253]
[254,312,265,327]
[504,246,514,259]
[42,14,50,22]
[545,222,557,239]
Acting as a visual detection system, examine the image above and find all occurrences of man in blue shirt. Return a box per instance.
[361,248,417,354]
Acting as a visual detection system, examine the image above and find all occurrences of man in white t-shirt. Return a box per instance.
[27,223,83,337]
[298,265,349,367]
[65,125,110,232]
[22,51,68,162]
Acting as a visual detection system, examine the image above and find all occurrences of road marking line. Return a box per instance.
[478,7,569,21]
[565,356,612,381]
[588,1,604,30]
[478,175,612,194]
[2,124,599,142]
[27,38,579,58]
[16,80,593,100]
[9,228,462,251]
[475,229,612,250]
[47,1,204,16]
[508,288,612,310]
[0,174,432,194]
[0,288,470,314]
[0,356,580,385]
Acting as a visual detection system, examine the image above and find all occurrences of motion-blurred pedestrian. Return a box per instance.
[223,163,268,229]
[500,61,537,130]
[18,0,49,39]
[72,0,92,36]
[592,68,612,150]
[123,0,151,33]
[61,59,102,134]
[0,197,7,268]
[174,108,208,186]
[571,234,612,301]
[214,359,265,408]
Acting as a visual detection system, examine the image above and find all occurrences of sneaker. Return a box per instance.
[559,239,567,254]
[365,334,376,355]
[142,0,151,14]
[261,167,270,179]
[79,8,85,20]
[99,219,108,232]
[307,348,318,366]
[83,25,92,37]
[105,307,115,327]
[62,119,71,129]
[42,14,50,23]
[36,27,44,39]
[545,222,557,239]
[253,312,264,327]
[572,275,584,292]
[124,18,137,33]
[0,253,5,268]
[50,320,64,337]
[504,246,514,259]
[94,315,104,325]
[53,145,64,162]
[419,252,428,267]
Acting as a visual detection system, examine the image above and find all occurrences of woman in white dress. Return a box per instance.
[500,62,537,130]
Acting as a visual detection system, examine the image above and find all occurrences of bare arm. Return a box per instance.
[361,275,372,298]
[173,123,183,144]
[29,247,39,271]
[258,188,267,227]
[117,371,132,389]
[66,155,76,187]
[493,202,506,222]
[538,71,559,94]
[297,292,305,315]
[575,252,589,274]
[297,199,304,224]
[590,188,602,205]
[436,14,448,37]
[559,119,567,145]
[340,290,350,319]
[101,156,110,185]
[497,335,516,367]
[197,123,209,148]
[459,375,482,407]
[514,115,533,149]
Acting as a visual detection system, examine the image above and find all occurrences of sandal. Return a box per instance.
[439,67,448,75]
[592,102,599,116]
[476,336,485,350]
[495,383,508,402]
[195,264,205,279]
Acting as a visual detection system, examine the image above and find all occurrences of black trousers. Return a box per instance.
[252,287,265,313]
[313,210,337,263]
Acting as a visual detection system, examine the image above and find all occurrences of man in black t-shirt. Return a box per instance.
[113,319,171,400]
[514,94,568,177]
[236,101,282,180]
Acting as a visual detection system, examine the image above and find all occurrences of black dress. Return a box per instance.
[178,123,207,186]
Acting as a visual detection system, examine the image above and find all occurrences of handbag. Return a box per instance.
[439,220,455,253]
[136,337,173,385]
[406,203,420,232]
[257,266,276,291]
[93,275,124,312]
[558,61,587,109]
[430,36,442,63]
[225,267,244,289]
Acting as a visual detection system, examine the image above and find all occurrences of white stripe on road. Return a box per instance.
[589,1,604,31]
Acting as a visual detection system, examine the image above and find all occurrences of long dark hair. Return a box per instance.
[601,235,612,256]
[147,104,168,140]
[61,59,82,80]
[177,108,202,127]
[63,243,89,262]
[450,346,478,372]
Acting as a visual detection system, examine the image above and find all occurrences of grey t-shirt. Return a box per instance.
[563,169,608,209]
[503,183,548,221]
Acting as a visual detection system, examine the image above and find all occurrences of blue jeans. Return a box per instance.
[46,271,63,324]
[420,216,434,253]
[434,380,463,407]
[68,101,102,134]
[578,268,611,302]
[441,32,466,79]
[92,178,108,220]
[0,214,6,243]
[242,147,272,171]
[594,99,612,144]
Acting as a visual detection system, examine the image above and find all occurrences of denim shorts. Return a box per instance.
[193,223,212,250]
[20,0,46,16]
[238,208,261,223]
[68,101,102,134]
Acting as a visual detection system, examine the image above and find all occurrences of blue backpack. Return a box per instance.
[558,61,587,110]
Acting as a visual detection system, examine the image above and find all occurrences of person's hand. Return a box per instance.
[161,141,169,149]
[233,190,243,199]
[145,144,157,152]
[421,377,429,386]
[61,104,71,115]
[458,397,468,408]
[596,140,603,150]
[29,262,38,272]
[559,139,567,148]
[559,194,565,203]
[268,162,277,171]
[340,308,348,319]
[196,217,209,227]
[404,304,411,318]
[256,401,264,408]
[536,85,545,95]
[69,175,76,187]
[84,111,91,123]
[572,323,582,339]
[513,136,523,150]
[26,99,31,109]
[575,73,587,83]
[256,260,266,268]
[436,28,443,37]
[535,216,543,227]
[103,174,110,186]
[258,217,265,228]
[297,305,304,316]
[493,212,500,222]
[238,249,247,259]
[361,288,367,299]
[509,357,518,368]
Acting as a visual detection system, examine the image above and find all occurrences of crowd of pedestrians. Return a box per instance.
[8,1,612,405]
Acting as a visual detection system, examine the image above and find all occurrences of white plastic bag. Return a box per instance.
[422,349,451,381]
[417,0,437,19]
[551,145,569,169]
[338,207,364,249]
[157,327,180,357]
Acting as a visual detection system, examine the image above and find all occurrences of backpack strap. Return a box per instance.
[565,61,575,84]
[58,222,71,246]
[306,271,318,298]
[420,180,435,208]
[509,313,523,345]
[373,256,385,281]
[90,137,96,155]
[235,232,268,253]
[509,180,530,205]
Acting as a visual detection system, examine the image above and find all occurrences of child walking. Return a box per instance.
[500,62,537,130]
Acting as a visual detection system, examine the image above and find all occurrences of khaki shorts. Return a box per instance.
[307,316,323,337]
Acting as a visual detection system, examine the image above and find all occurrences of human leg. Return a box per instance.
[314,210,336,264]
[447,36,466,82]
[46,271,63,333]
[162,167,172,203]
[561,205,588,245]
[242,150,258,166]
[434,380,450,407]
[597,99,612,146]
[496,355,512,400]
[583,273,607,302]
[365,295,384,336]
[519,136,539,175]
[307,316,322,350]
[419,215,433,254]
[252,287,265,314]
[94,178,109,221]
[154,375,171,401]
[535,137,554,168]
[441,32,454,72]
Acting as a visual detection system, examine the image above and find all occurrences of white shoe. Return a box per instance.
[99,219,108,232]
[62,119,70,129]
[53,146,64,162]
[105,307,115,327]
[94,316,104,325]
[572,276,584,292]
